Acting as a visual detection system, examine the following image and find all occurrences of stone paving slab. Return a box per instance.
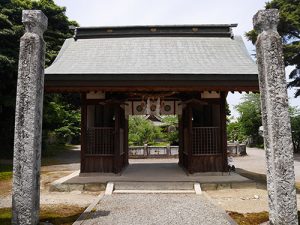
[78,194,236,225]
[51,161,255,192]
[65,162,252,183]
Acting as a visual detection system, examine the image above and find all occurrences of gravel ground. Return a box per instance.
[81,194,235,225]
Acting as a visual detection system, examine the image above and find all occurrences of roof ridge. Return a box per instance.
[74,24,238,40]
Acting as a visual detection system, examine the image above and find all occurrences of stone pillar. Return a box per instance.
[166,144,171,157]
[144,144,148,156]
[12,10,47,225]
[253,9,298,225]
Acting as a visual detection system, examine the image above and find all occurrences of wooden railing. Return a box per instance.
[86,127,114,155]
[192,127,220,155]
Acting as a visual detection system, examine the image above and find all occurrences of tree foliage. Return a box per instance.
[227,122,247,143]
[229,94,263,146]
[236,94,262,143]
[0,0,79,158]
[43,94,80,145]
[228,93,300,152]
[128,116,163,146]
[161,115,179,145]
[290,107,300,152]
[246,0,300,97]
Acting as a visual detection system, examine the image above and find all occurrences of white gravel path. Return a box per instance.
[81,194,236,225]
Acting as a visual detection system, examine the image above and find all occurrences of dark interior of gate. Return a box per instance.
[83,98,128,173]
[44,24,259,175]
[80,91,227,174]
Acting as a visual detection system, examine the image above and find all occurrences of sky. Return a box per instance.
[54,0,299,117]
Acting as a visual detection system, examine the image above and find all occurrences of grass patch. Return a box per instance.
[296,182,300,191]
[0,205,85,225]
[0,164,13,181]
[229,211,300,225]
[228,211,269,225]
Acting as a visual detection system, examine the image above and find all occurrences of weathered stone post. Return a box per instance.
[253,9,298,224]
[12,10,47,225]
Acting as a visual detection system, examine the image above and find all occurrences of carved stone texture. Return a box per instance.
[12,10,47,225]
[254,9,298,225]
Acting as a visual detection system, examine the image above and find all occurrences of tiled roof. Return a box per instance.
[45,25,257,76]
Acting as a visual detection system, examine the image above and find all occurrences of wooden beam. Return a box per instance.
[181,98,208,105]
[45,85,260,93]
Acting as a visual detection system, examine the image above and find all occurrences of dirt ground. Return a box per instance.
[205,188,300,213]
[0,146,100,209]
[206,148,300,214]
[234,147,300,183]
[1,146,300,219]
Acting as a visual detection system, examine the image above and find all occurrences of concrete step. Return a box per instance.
[114,181,195,191]
[113,190,195,194]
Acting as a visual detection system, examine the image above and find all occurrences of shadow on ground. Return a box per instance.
[75,210,111,223]
[0,145,80,168]
[294,153,300,163]
[42,149,80,166]
[236,168,300,194]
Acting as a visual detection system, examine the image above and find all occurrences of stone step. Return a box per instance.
[114,181,195,191]
[113,190,196,194]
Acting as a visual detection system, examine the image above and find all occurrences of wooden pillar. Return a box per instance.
[114,104,121,173]
[123,117,129,167]
[80,93,87,173]
[178,115,183,166]
[187,104,193,173]
[220,92,228,172]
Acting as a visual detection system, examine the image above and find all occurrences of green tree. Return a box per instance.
[43,94,80,144]
[0,0,78,158]
[128,116,163,146]
[246,0,300,97]
[290,107,300,152]
[227,121,247,143]
[161,115,179,145]
[235,93,263,147]
[232,94,300,151]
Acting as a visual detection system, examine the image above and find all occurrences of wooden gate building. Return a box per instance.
[45,24,258,174]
